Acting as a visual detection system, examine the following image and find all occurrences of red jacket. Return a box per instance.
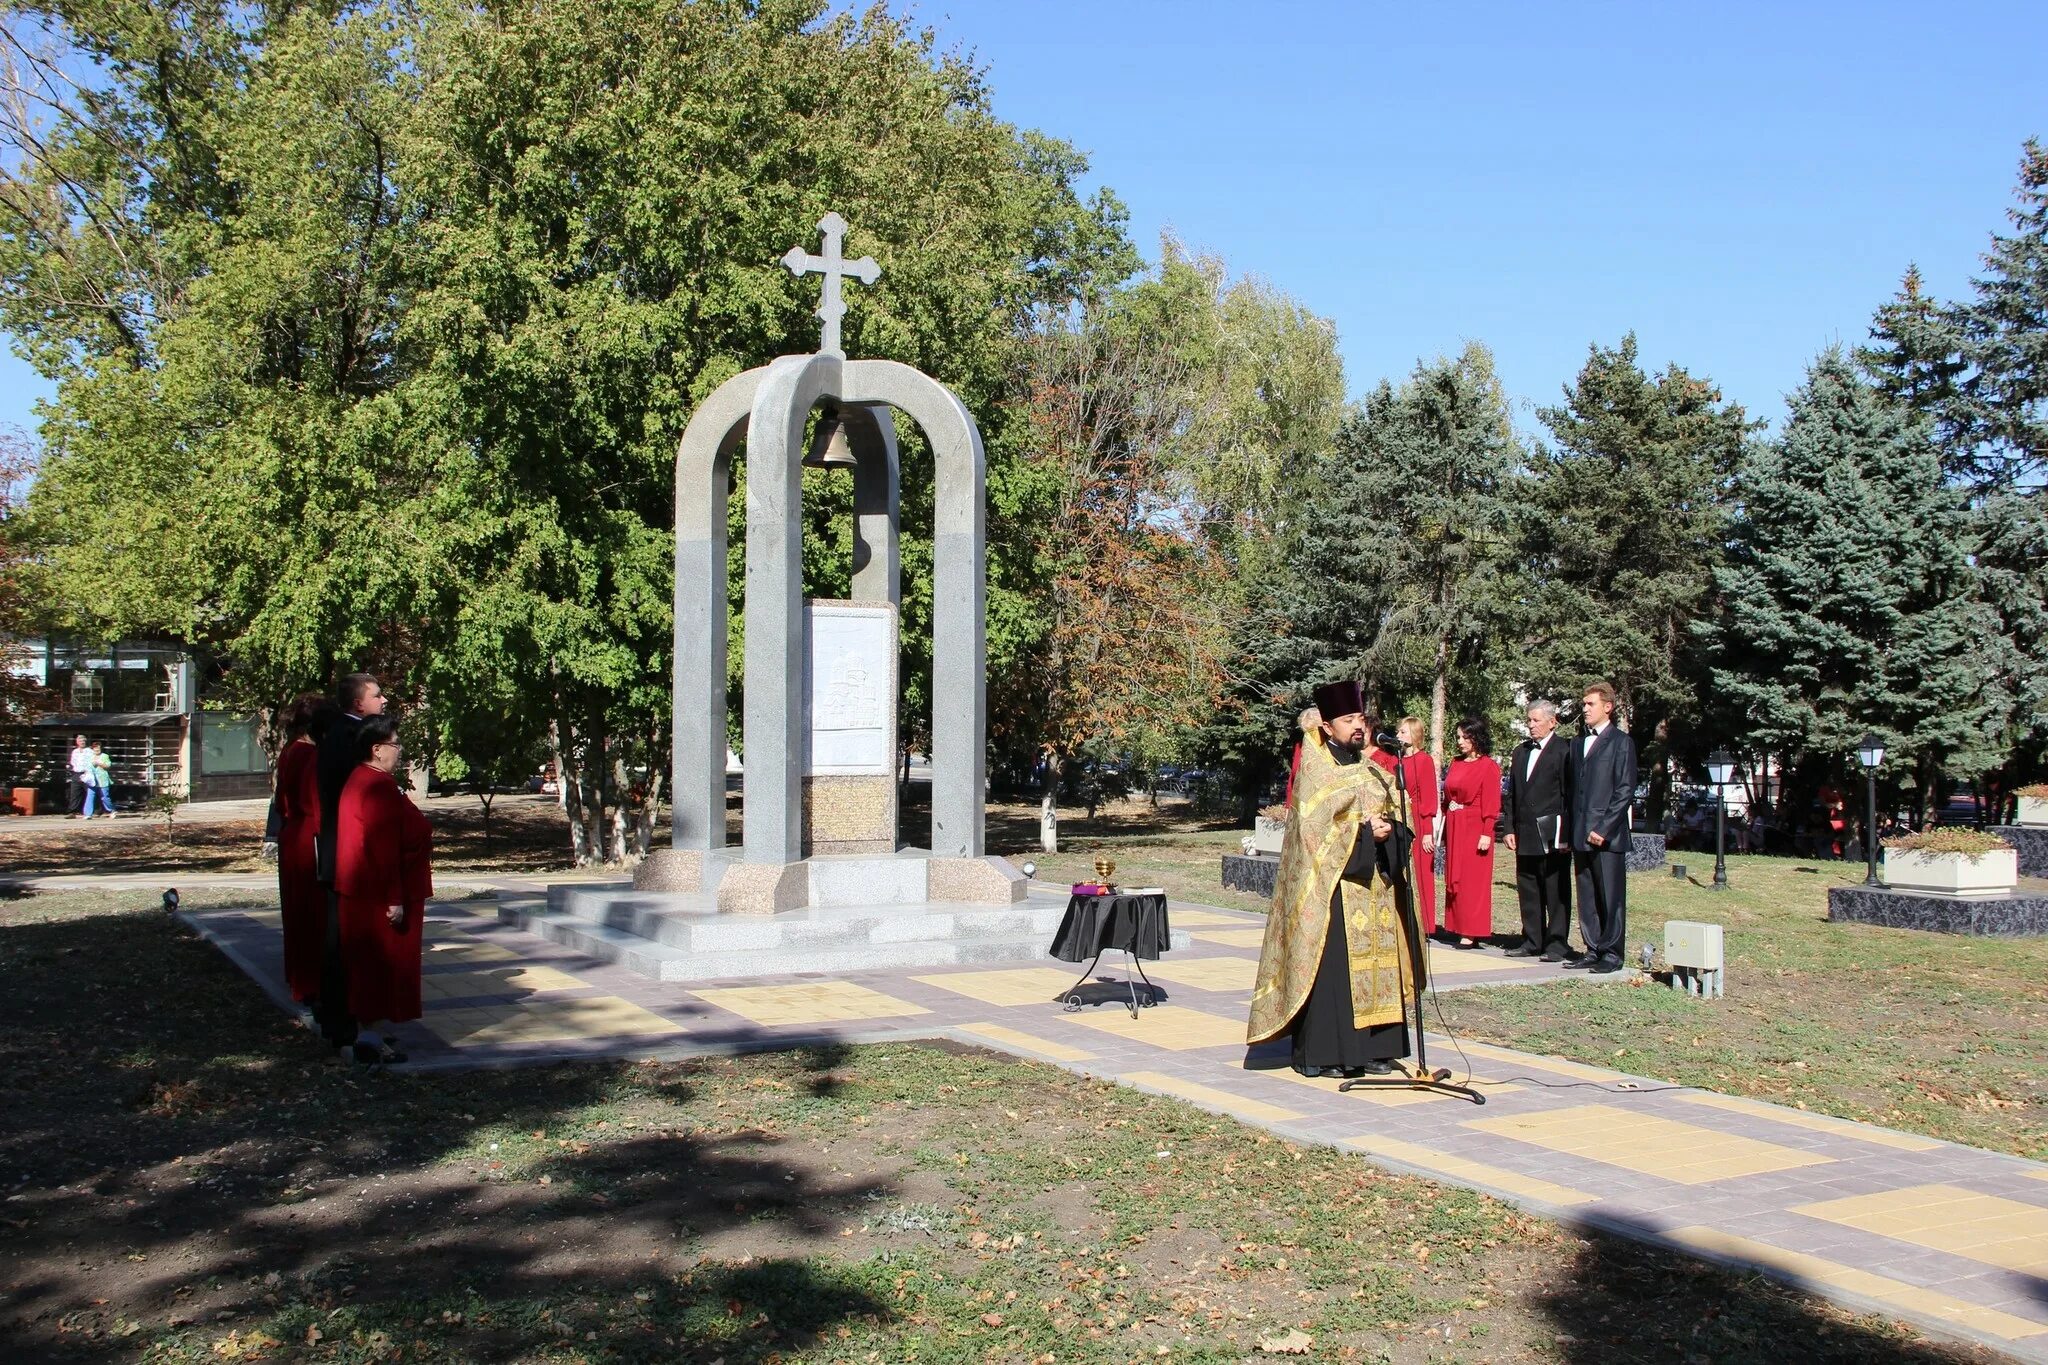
[335,765,433,923]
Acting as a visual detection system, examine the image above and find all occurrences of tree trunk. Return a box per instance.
[552,719,593,866]
[477,789,495,854]
[1039,791,1058,853]
[1429,628,1451,769]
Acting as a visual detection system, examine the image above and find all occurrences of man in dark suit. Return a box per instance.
[312,672,386,1049]
[1567,681,1636,974]
[1497,699,1574,960]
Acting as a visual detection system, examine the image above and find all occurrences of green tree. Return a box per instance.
[1702,350,2013,821]
[3,0,1133,862]
[1524,335,1751,813]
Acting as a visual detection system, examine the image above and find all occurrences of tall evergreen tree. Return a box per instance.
[1239,344,1522,770]
[1703,350,2012,818]
[1522,335,1750,808]
[1961,138,2048,490]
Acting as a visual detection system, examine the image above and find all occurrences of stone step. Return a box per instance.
[497,896,1194,983]
[543,884,1071,952]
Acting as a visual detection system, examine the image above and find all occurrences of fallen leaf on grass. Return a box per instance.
[1256,1327,1313,1354]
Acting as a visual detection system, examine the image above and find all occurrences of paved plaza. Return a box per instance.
[179,885,2048,1363]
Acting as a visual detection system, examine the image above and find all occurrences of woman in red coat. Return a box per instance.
[1441,716,1502,949]
[1395,717,1441,936]
[274,695,336,1004]
[334,715,432,1064]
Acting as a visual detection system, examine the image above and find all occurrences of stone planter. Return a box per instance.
[1882,847,2019,898]
[2015,795,2048,829]
[1251,815,1287,856]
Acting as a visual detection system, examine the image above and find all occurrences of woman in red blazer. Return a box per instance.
[334,715,433,1063]
[1442,716,1503,949]
[274,695,336,1004]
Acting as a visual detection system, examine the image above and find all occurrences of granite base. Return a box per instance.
[1221,853,1279,900]
[1989,825,2048,880]
[1627,833,1668,873]
[1827,884,2048,936]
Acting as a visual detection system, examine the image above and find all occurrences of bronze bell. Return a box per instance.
[802,405,858,470]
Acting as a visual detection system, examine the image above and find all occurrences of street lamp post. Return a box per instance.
[1856,732,1886,887]
[1706,750,1736,891]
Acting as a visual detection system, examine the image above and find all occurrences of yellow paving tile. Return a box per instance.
[420,964,589,1002]
[1266,1066,1524,1107]
[1341,1133,1597,1207]
[1792,1185,2048,1275]
[1466,1103,1833,1184]
[1062,1004,1247,1051]
[421,935,520,965]
[2028,1169,2048,1184]
[1425,945,1526,975]
[954,1022,1095,1062]
[1676,1091,1943,1152]
[1121,1071,1304,1124]
[1451,1038,1638,1084]
[424,995,684,1047]
[912,967,1083,1007]
[1169,908,1257,927]
[1665,1226,2048,1342]
[692,981,931,1028]
[1142,956,1259,993]
[1192,928,1268,948]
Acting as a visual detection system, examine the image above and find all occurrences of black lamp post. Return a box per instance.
[1856,732,1885,887]
[1706,750,1736,891]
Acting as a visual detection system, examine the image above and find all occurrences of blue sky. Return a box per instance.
[3,1,2044,438]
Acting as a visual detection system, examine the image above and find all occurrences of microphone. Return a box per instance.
[1375,731,1405,752]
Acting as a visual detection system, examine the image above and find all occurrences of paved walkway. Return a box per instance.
[178,889,2048,1363]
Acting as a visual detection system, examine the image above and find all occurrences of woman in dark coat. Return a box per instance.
[274,695,335,1004]
[334,715,433,1063]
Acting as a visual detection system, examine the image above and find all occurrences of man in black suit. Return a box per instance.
[1567,681,1636,975]
[1496,699,1574,960]
[312,672,386,1049]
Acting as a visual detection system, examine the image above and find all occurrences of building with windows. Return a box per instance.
[1,638,271,811]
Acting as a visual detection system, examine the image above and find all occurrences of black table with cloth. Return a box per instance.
[1050,891,1171,1015]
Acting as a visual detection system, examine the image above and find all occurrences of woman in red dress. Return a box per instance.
[1395,717,1441,936]
[334,716,433,1065]
[274,695,336,1004]
[1441,716,1502,949]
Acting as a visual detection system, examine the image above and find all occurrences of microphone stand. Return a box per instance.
[1340,733,1484,1106]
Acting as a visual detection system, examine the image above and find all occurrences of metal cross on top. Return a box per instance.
[781,212,880,356]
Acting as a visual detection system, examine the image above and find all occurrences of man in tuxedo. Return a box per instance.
[1497,699,1574,960]
[312,672,387,1049]
[1567,681,1636,975]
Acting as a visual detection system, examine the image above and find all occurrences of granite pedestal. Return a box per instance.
[1827,884,2048,936]
[1989,824,2048,879]
[1221,853,1279,899]
[500,882,1191,982]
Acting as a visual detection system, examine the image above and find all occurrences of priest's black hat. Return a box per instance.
[1311,680,1366,721]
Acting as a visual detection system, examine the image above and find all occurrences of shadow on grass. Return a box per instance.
[1541,1213,2012,1364]
[0,902,896,1362]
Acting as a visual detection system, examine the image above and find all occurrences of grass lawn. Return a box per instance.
[0,888,2005,1364]
[1007,805,2047,1163]
[1436,854,2048,1162]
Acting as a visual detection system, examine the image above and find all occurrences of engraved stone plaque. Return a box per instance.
[802,601,898,853]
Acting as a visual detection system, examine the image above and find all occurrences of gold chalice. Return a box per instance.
[1092,856,1117,888]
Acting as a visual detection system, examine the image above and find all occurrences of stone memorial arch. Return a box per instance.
[635,214,1022,914]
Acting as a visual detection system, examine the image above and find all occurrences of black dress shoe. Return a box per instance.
[1358,1060,1397,1075]
[1454,938,1482,950]
[1588,957,1625,975]
[1504,945,1541,958]
[1541,949,1568,962]
[1560,955,1596,969]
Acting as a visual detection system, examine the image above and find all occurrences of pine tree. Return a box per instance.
[1703,349,2012,817]
[1858,265,1975,466]
[1961,138,2048,489]
[1523,335,1751,809]
[1247,344,1523,765]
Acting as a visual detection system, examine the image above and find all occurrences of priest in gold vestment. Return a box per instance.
[1248,680,1422,1077]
